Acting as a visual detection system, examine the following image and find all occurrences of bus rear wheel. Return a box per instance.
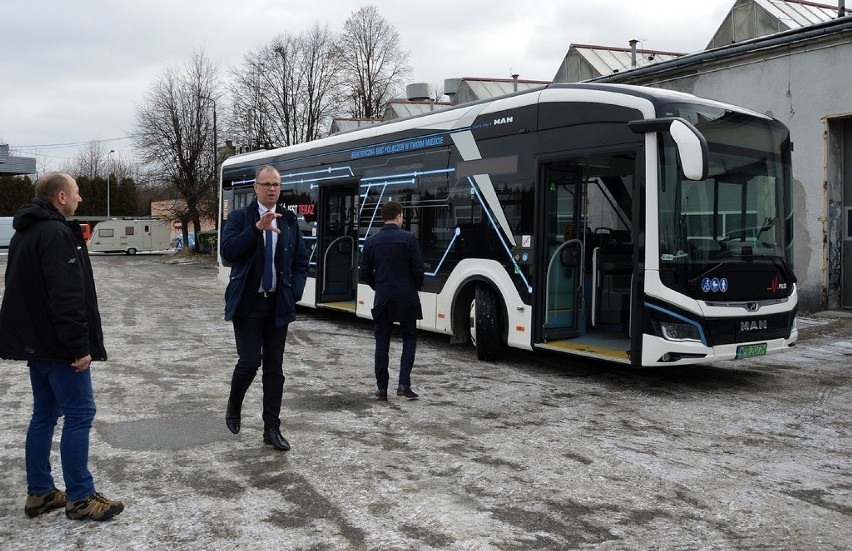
[126,248,137,255]
[469,286,501,361]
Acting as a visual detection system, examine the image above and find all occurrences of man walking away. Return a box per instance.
[359,201,426,400]
[0,172,124,521]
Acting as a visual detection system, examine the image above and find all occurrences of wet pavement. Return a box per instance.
[1,253,850,550]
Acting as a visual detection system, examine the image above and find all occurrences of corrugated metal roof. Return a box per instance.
[572,44,684,76]
[461,78,550,100]
[706,0,839,49]
[0,144,37,175]
[383,100,452,121]
[328,118,381,135]
[757,0,837,28]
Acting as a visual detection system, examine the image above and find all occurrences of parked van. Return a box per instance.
[88,219,171,255]
[0,217,13,248]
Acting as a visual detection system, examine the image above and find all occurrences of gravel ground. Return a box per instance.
[0,253,850,550]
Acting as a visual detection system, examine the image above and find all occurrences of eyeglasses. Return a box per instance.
[255,182,281,189]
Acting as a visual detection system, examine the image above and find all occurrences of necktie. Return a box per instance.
[262,230,274,292]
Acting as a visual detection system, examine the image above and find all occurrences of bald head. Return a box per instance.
[34,172,73,202]
[34,172,82,217]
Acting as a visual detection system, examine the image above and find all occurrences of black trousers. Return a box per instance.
[229,293,288,430]
[374,309,417,391]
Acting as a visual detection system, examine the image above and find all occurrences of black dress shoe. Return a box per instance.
[225,401,241,434]
[263,428,291,451]
[397,387,419,399]
[375,390,388,401]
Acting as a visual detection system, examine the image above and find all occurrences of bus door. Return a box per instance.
[539,161,585,341]
[316,183,360,310]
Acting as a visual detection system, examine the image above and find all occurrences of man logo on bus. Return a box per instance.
[493,116,514,126]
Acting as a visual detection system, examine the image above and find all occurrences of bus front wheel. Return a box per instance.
[470,286,500,361]
[126,248,137,255]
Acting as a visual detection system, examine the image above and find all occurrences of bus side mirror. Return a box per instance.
[629,117,709,181]
[669,119,708,181]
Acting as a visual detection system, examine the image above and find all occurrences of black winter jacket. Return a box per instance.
[0,199,106,362]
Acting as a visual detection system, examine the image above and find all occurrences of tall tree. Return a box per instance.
[0,175,34,216]
[67,140,111,180]
[338,6,411,118]
[65,145,139,217]
[134,50,220,250]
[227,22,344,150]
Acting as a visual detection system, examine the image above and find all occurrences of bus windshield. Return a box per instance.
[657,104,793,297]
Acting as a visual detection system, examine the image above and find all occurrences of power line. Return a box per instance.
[13,136,134,150]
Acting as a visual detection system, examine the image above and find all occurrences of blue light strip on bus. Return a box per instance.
[425,228,461,277]
[284,166,354,182]
[359,184,386,230]
[643,302,708,346]
[357,168,455,238]
[468,176,533,294]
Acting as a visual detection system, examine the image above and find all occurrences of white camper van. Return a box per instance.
[88,219,171,255]
[0,217,13,249]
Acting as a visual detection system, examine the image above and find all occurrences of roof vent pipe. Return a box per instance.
[629,39,639,67]
[840,0,846,17]
[444,78,461,105]
[406,82,430,101]
[511,73,519,92]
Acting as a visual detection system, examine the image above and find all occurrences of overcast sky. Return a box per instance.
[0,0,736,171]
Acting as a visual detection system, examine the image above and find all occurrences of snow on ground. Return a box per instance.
[0,254,850,550]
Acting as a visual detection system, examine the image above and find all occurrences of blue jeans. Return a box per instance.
[26,361,96,501]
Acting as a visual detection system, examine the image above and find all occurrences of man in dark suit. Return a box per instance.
[359,201,425,400]
[221,165,309,451]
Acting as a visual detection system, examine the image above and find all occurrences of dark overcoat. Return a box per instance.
[221,199,309,328]
[359,223,425,322]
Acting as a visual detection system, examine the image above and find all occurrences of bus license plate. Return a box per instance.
[736,343,767,359]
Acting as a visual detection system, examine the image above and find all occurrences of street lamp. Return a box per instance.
[106,149,115,218]
[203,96,218,176]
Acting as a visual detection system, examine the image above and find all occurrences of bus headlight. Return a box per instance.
[656,321,702,342]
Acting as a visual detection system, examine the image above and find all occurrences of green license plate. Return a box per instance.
[736,343,767,359]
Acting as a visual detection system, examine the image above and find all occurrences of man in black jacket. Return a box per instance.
[221,165,309,451]
[359,201,425,400]
[0,173,123,521]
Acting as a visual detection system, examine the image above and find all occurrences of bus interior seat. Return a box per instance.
[594,227,613,247]
[611,229,631,245]
[593,242,632,327]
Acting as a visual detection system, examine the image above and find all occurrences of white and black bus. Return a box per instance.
[218,83,798,367]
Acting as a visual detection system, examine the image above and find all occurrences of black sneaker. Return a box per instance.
[24,488,66,518]
[65,492,124,521]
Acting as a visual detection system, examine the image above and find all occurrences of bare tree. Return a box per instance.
[134,50,220,250]
[227,22,345,149]
[338,5,411,118]
[67,143,136,185]
[68,140,111,180]
[228,48,273,152]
